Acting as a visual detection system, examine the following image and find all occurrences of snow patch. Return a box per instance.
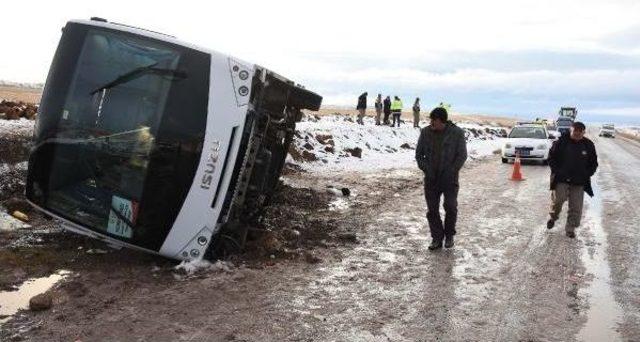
[174,259,233,275]
[329,197,351,211]
[289,114,506,173]
[0,209,30,231]
[0,117,35,133]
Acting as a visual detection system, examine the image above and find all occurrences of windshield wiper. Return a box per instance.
[90,62,187,95]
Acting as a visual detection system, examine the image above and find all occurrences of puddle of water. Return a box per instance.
[0,270,71,325]
[577,179,623,342]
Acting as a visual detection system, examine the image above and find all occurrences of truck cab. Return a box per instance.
[556,117,573,135]
[26,19,322,260]
[559,107,577,120]
[556,107,577,135]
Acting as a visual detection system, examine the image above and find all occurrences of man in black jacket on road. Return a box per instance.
[415,107,468,250]
[547,121,598,238]
[383,96,391,125]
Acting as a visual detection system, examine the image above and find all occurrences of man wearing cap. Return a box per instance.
[547,121,598,238]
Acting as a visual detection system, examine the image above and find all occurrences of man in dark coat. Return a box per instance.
[412,97,421,128]
[383,96,392,124]
[374,94,383,125]
[356,92,367,125]
[547,121,598,238]
[415,107,468,250]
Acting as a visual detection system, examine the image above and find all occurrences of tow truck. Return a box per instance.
[26,18,322,261]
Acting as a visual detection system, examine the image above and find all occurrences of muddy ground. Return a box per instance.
[1,134,640,341]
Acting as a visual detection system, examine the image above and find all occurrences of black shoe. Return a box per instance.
[566,231,576,238]
[428,240,443,250]
[547,219,555,229]
[444,236,454,248]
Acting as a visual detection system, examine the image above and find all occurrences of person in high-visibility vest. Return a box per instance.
[391,96,403,127]
[438,102,452,113]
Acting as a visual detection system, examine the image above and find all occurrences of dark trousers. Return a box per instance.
[383,112,391,124]
[392,113,401,127]
[424,179,459,241]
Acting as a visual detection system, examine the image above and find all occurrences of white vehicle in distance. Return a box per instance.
[501,124,554,164]
[599,124,616,138]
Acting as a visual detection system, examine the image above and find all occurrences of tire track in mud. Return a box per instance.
[268,158,586,341]
[446,160,585,341]
[270,170,443,341]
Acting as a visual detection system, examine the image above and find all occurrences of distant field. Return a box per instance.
[0,86,517,127]
[0,85,42,103]
[308,106,517,127]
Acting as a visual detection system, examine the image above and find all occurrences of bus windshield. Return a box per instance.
[27,23,210,251]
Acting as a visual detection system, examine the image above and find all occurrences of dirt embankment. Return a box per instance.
[0,100,38,121]
[619,132,640,143]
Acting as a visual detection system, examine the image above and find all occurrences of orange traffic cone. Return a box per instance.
[510,154,524,181]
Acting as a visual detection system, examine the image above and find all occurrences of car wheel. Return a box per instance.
[502,158,508,163]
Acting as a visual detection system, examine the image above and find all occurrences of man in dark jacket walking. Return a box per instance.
[356,92,367,125]
[415,107,468,250]
[547,121,598,238]
[383,96,391,124]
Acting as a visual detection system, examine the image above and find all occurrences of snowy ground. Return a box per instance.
[0,119,33,202]
[619,126,640,137]
[0,117,34,133]
[289,114,507,172]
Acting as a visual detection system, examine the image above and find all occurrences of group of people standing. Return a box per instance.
[356,92,422,128]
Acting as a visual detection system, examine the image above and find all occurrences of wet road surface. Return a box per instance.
[2,136,640,341]
[591,134,640,341]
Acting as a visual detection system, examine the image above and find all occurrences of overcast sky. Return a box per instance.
[1,0,640,122]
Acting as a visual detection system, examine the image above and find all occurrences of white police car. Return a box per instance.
[501,124,554,164]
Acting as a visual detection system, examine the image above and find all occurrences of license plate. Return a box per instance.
[516,149,530,156]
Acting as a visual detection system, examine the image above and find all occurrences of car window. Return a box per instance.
[509,127,547,139]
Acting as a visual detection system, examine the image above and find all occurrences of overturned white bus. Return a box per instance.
[26,18,322,261]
